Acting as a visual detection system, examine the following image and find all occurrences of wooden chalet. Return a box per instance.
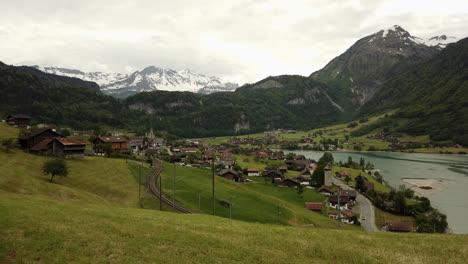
[276,178,301,188]
[18,127,60,150]
[386,222,412,232]
[305,202,323,213]
[93,136,128,153]
[247,168,260,176]
[219,169,241,182]
[340,190,357,202]
[6,114,31,127]
[262,170,283,179]
[49,137,86,159]
[327,195,350,210]
[317,186,336,196]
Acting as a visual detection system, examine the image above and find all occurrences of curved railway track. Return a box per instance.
[146,160,193,214]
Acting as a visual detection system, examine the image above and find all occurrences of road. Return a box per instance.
[330,177,379,232]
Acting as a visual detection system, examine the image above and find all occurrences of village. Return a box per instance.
[3,114,422,232]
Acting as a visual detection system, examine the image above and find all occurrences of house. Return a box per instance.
[365,182,375,191]
[301,168,314,176]
[219,169,241,182]
[6,114,31,127]
[247,168,260,176]
[340,190,357,203]
[279,166,288,173]
[305,202,323,213]
[327,209,340,220]
[262,170,283,179]
[327,195,350,210]
[181,147,197,157]
[317,186,336,196]
[170,155,182,162]
[199,161,211,169]
[328,209,355,224]
[386,222,412,232]
[18,127,60,150]
[335,171,351,178]
[296,174,311,183]
[29,138,54,155]
[93,136,128,154]
[276,178,301,188]
[128,136,144,154]
[48,137,86,159]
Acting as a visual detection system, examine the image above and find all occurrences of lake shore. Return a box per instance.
[402,178,446,196]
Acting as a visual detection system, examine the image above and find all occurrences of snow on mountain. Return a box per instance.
[32,66,129,86]
[31,65,239,98]
[372,25,457,49]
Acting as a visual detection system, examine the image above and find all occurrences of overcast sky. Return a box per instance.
[1,0,467,84]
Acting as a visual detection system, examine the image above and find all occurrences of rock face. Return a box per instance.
[33,65,239,98]
[310,25,457,106]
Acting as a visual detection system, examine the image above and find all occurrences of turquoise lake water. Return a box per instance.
[290,150,468,234]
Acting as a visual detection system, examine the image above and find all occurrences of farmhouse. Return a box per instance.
[340,190,357,203]
[18,127,60,150]
[276,178,301,188]
[48,137,87,159]
[386,222,412,232]
[6,114,31,127]
[327,209,356,224]
[262,170,283,179]
[219,169,241,182]
[317,186,336,196]
[327,195,350,210]
[305,202,323,213]
[247,168,260,176]
[128,136,144,154]
[93,136,128,154]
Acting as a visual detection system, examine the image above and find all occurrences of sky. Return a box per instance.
[1,0,467,84]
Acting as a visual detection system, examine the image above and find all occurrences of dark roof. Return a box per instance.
[327,209,338,215]
[96,136,127,143]
[263,170,282,177]
[387,222,412,232]
[18,127,59,140]
[219,169,238,176]
[317,186,336,193]
[30,138,53,151]
[340,190,357,198]
[305,203,323,211]
[53,137,87,146]
[328,195,350,204]
[7,114,31,119]
[336,171,351,177]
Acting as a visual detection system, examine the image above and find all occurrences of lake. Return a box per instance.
[290,150,468,234]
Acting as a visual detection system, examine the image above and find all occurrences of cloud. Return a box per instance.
[0,0,467,84]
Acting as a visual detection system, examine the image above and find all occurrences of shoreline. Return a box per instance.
[402,178,446,196]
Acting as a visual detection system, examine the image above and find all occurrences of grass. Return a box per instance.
[332,167,392,193]
[158,160,356,228]
[375,207,416,231]
[1,193,467,264]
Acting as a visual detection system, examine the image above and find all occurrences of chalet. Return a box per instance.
[247,168,260,176]
[18,127,60,150]
[305,202,323,213]
[262,170,283,179]
[365,182,375,191]
[29,138,54,155]
[335,171,351,178]
[386,222,412,232]
[48,137,86,159]
[6,114,31,127]
[93,136,128,153]
[279,166,288,173]
[317,186,336,196]
[128,136,144,154]
[276,178,301,188]
[327,195,350,210]
[285,160,315,171]
[340,190,357,202]
[219,169,241,182]
[328,209,355,224]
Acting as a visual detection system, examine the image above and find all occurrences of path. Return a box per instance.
[330,177,379,232]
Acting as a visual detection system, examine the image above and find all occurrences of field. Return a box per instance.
[158,160,350,228]
[1,193,467,264]
[375,207,416,231]
[332,167,392,193]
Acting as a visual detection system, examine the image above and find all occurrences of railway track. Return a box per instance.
[146,160,193,214]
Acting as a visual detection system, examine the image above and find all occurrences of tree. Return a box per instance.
[311,166,324,187]
[59,128,71,137]
[297,185,304,198]
[347,156,353,167]
[355,175,365,192]
[100,143,114,158]
[286,152,295,160]
[374,171,383,183]
[2,138,14,153]
[394,191,407,215]
[42,158,68,183]
[317,152,333,168]
[344,175,351,185]
[359,157,365,168]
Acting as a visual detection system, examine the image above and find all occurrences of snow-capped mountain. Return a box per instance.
[369,25,457,50]
[32,65,239,98]
[310,25,457,105]
[32,66,129,86]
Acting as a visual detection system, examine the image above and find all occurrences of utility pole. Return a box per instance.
[230,196,233,219]
[212,158,215,215]
[173,162,176,210]
[337,188,341,229]
[198,190,201,213]
[277,204,280,224]
[139,157,143,205]
[159,161,162,211]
